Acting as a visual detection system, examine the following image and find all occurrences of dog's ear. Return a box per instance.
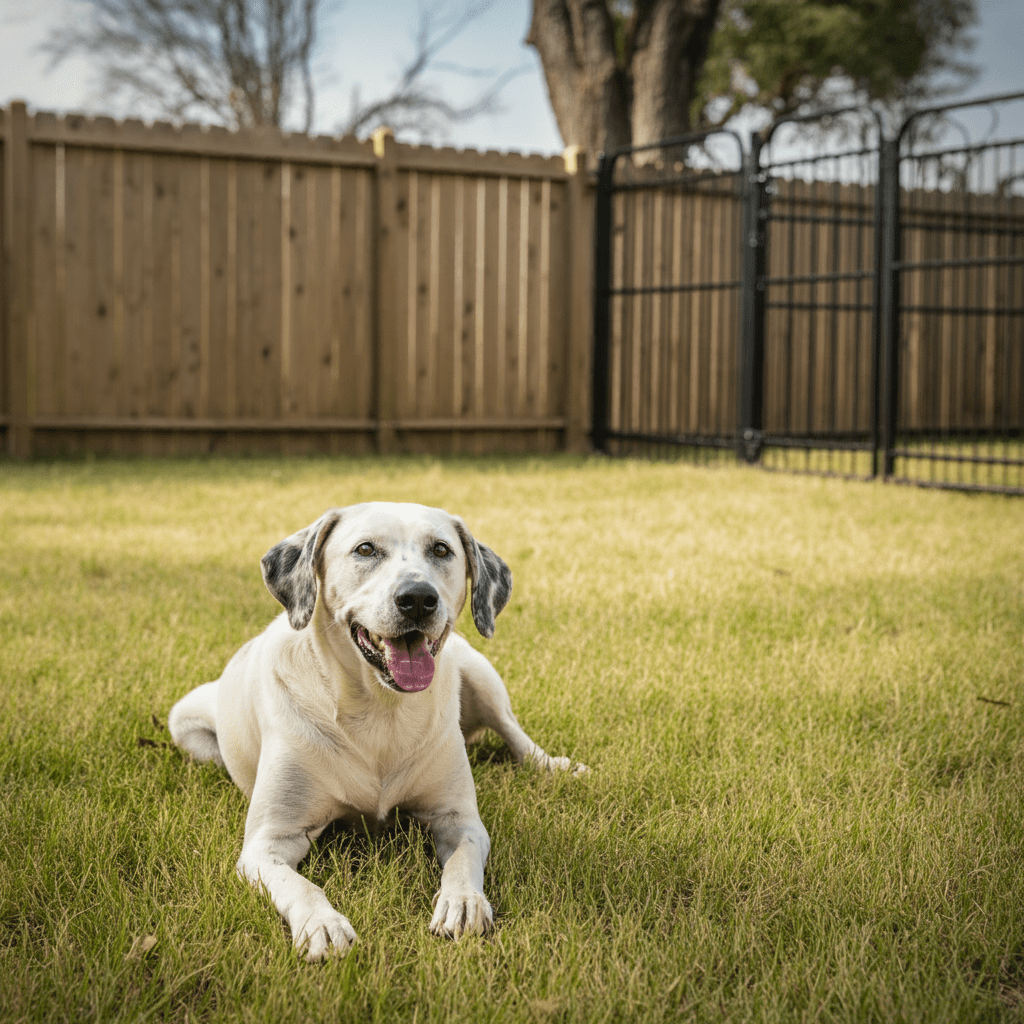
[452,517,513,639]
[261,509,343,631]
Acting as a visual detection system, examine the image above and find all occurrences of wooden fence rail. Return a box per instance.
[1,102,592,457]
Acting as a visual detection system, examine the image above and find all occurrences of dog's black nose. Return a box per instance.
[395,581,439,623]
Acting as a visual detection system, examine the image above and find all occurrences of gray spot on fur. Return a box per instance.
[453,518,512,639]
[261,510,344,631]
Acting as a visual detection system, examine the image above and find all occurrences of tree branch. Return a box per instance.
[340,0,526,142]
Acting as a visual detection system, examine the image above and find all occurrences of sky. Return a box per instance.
[0,0,1021,156]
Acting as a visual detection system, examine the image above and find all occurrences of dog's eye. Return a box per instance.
[355,542,376,557]
[432,542,451,558]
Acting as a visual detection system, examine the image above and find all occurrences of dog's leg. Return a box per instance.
[236,754,357,961]
[419,802,494,939]
[168,681,224,766]
[457,643,587,774]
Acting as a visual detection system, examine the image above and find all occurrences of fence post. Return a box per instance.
[564,146,591,453]
[877,136,901,480]
[3,101,33,459]
[737,136,767,463]
[373,127,399,454]
[590,152,615,453]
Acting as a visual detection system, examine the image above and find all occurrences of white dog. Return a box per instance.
[168,502,582,961]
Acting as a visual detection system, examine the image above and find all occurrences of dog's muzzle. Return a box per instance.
[351,624,449,692]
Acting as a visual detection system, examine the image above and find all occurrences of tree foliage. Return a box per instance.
[527,0,978,156]
[698,0,978,130]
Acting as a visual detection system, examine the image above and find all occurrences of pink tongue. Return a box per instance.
[381,634,435,692]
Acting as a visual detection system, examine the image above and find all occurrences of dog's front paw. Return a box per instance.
[529,751,589,775]
[293,908,358,962]
[429,890,493,939]
[551,755,589,776]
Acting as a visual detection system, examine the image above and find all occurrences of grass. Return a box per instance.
[0,454,1022,1024]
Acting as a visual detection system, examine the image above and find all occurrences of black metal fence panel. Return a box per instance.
[884,94,1024,492]
[753,112,883,480]
[592,132,746,458]
[592,92,1024,495]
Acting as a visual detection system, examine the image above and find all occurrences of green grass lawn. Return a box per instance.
[1,455,1022,1024]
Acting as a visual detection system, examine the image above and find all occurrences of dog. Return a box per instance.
[168,502,583,961]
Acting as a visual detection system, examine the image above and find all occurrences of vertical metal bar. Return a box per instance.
[878,136,902,480]
[738,139,766,462]
[868,140,886,477]
[806,176,820,448]
[827,173,841,439]
[858,148,873,474]
[591,152,616,453]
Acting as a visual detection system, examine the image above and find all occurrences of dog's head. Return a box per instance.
[260,503,512,694]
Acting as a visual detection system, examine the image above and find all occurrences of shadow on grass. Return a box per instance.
[466,735,518,768]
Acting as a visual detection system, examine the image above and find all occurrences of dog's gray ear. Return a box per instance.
[260,509,343,631]
[452,517,513,639]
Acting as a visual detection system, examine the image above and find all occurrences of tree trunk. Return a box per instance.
[630,0,721,148]
[526,0,631,158]
[527,0,722,161]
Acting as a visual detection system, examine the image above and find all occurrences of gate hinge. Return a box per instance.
[741,428,763,463]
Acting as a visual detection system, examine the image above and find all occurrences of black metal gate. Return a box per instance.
[592,93,1024,494]
[744,108,884,479]
[592,131,747,459]
[881,95,1024,492]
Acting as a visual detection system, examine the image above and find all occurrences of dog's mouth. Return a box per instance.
[351,623,448,693]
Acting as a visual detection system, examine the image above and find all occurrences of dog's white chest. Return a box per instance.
[317,709,448,821]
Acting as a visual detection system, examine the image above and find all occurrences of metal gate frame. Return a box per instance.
[592,129,747,457]
[879,93,1024,493]
[592,92,1024,495]
[741,106,885,479]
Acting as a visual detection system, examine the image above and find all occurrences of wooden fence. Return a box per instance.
[1,102,592,457]
[4,101,1021,460]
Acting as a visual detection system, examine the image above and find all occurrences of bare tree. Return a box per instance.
[340,1,527,142]
[43,0,320,131]
[43,0,525,141]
